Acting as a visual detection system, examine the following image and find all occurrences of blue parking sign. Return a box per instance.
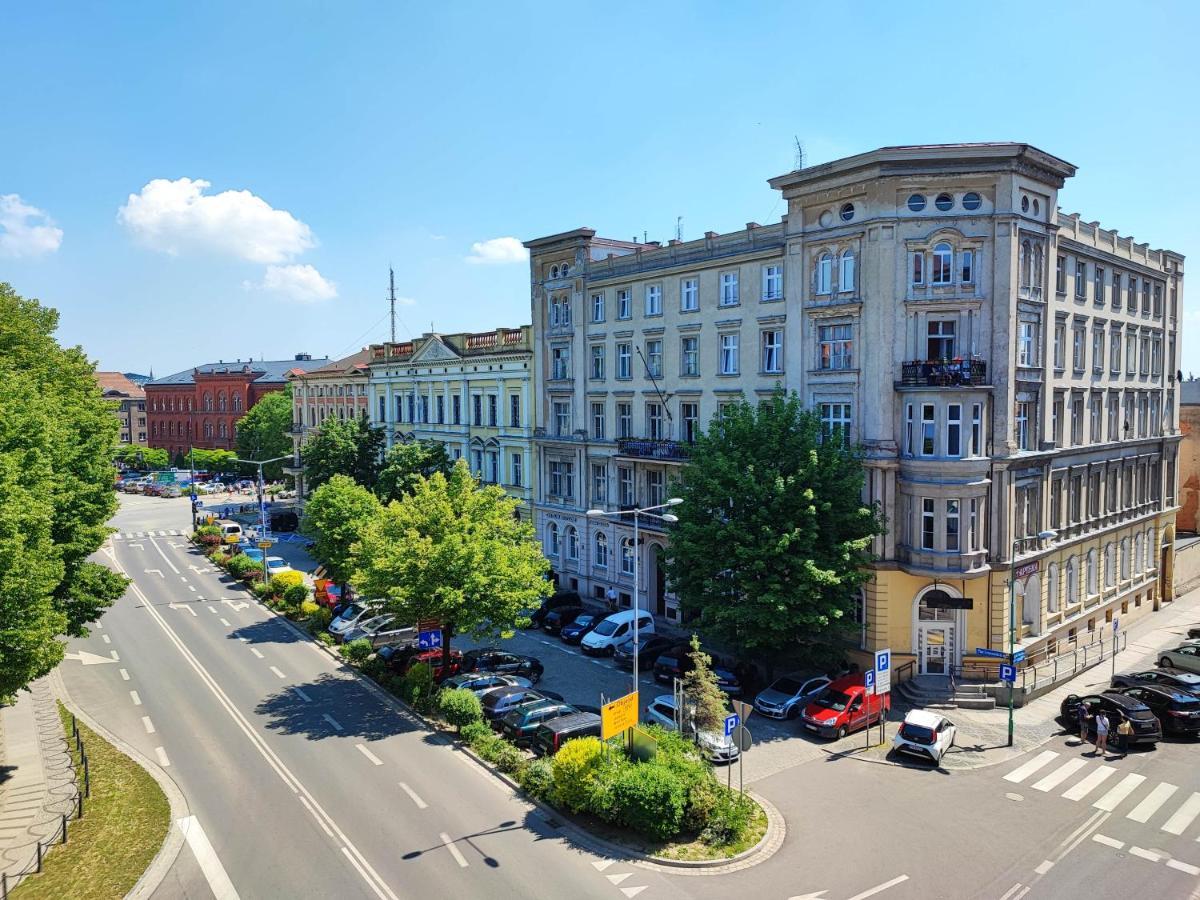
[724,714,740,737]
[999,664,1016,683]
[864,669,876,694]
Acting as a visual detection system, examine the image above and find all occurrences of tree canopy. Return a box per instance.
[300,475,382,587]
[189,448,240,476]
[113,445,168,470]
[234,387,293,480]
[0,283,129,697]
[375,440,451,504]
[666,390,882,673]
[301,415,385,494]
[350,460,551,667]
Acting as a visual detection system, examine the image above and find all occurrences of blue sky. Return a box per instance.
[3,1,1199,375]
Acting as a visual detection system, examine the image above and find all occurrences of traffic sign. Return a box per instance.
[999,664,1016,683]
[724,713,740,737]
[731,699,753,722]
[864,669,876,695]
[417,628,443,650]
[730,725,753,752]
[1012,649,1026,664]
[976,647,1008,659]
[257,540,273,550]
[601,691,639,740]
[874,648,891,694]
[1113,618,1119,633]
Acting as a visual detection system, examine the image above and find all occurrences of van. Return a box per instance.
[580,609,655,656]
[799,674,889,740]
[532,712,602,756]
[218,521,243,545]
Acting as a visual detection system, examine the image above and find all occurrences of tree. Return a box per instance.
[301,415,385,493]
[375,440,451,503]
[190,448,239,476]
[235,387,293,480]
[680,635,729,734]
[0,283,129,697]
[300,475,382,589]
[666,390,883,674]
[114,445,168,470]
[350,460,551,670]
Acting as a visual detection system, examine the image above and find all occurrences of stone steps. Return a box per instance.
[896,678,997,710]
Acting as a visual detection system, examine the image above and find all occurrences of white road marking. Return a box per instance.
[1092,833,1125,850]
[1059,809,1107,849]
[291,687,312,703]
[591,860,615,872]
[356,743,382,765]
[1033,758,1088,793]
[1129,846,1161,862]
[146,535,181,574]
[846,875,909,900]
[129,690,142,706]
[220,618,232,627]
[1094,773,1147,811]
[1034,860,1054,874]
[269,666,286,679]
[606,873,632,885]
[142,716,156,734]
[398,782,427,809]
[340,846,388,900]
[128,543,144,550]
[180,576,188,582]
[1162,792,1200,835]
[1003,751,1059,784]
[249,648,264,659]
[997,884,1024,900]
[620,889,647,899]
[299,796,334,838]
[440,833,468,868]
[110,650,120,661]
[176,816,239,899]
[324,714,344,732]
[1166,859,1200,875]
[1062,765,1116,801]
[188,585,197,592]
[155,746,170,767]
[1128,782,1178,823]
[95,622,103,630]
[119,668,130,681]
[135,532,144,538]
[64,650,118,666]
[101,634,111,644]
[112,533,123,540]
[208,607,219,615]
[144,569,164,578]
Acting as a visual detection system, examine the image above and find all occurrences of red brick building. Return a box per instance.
[145,354,330,459]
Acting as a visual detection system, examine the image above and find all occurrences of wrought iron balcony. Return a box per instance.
[615,438,690,461]
[898,358,987,388]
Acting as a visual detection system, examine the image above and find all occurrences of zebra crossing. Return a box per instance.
[1002,750,1200,838]
[112,529,183,539]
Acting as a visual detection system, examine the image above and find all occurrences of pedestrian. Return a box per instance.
[1095,710,1110,756]
[1077,702,1091,746]
[1116,716,1133,756]
[605,586,618,612]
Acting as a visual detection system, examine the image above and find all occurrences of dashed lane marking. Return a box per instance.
[101,634,111,644]
[845,875,909,900]
[130,690,142,706]
[1167,859,1200,876]
[355,743,382,765]
[110,650,120,661]
[324,714,344,732]
[269,666,286,679]
[220,618,232,627]
[1129,846,1161,863]
[249,648,264,659]
[142,716,156,734]
[398,782,427,809]
[1092,833,1124,849]
[119,668,130,681]
[291,687,312,703]
[440,833,468,868]
[155,746,170,767]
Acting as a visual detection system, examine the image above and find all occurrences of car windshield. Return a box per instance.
[900,723,936,744]
[771,677,803,695]
[593,620,618,636]
[815,691,852,711]
[573,616,595,627]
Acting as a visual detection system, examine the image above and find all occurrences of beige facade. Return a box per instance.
[284,349,372,499]
[527,143,1183,679]
[96,372,147,445]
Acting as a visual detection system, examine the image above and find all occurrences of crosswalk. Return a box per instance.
[112,530,184,539]
[1002,750,1200,839]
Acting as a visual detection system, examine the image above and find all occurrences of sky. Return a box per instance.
[3,1,1199,377]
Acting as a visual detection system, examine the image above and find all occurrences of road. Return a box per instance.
[57,493,1200,900]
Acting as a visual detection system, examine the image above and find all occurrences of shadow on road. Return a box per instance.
[256,672,419,741]
[399,819,522,868]
[227,619,307,645]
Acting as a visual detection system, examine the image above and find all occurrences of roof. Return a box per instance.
[147,356,331,387]
[1181,380,1200,406]
[902,709,944,729]
[94,371,145,399]
[293,348,372,378]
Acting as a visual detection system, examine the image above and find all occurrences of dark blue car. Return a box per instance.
[559,613,599,645]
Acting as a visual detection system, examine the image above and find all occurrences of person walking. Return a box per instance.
[1095,710,1110,756]
[1077,702,1091,746]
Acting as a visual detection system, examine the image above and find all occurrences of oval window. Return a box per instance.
[907,194,926,212]
[840,202,855,222]
[1033,199,1041,215]
[1021,196,1030,213]
[962,192,982,211]
[935,193,954,211]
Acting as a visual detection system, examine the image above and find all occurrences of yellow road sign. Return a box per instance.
[601,691,639,741]
[257,540,273,549]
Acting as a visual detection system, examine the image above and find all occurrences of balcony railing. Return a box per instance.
[289,423,305,434]
[617,505,675,530]
[615,438,691,461]
[898,358,987,387]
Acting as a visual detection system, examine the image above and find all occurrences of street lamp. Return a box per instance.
[232,455,291,584]
[587,497,682,702]
[1008,527,1056,747]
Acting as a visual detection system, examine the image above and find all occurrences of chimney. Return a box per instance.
[295,353,312,361]
[704,231,718,239]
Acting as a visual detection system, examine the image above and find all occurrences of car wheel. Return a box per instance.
[1160,658,1172,668]
[836,726,847,740]
[786,705,799,720]
[531,671,542,684]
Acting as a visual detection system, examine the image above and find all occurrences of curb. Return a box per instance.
[48,668,190,900]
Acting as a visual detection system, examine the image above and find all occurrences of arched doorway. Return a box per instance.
[912,584,964,676]
[649,544,667,617]
[1159,524,1175,609]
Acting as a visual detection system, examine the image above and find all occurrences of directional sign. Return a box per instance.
[601,691,639,740]
[999,664,1017,684]
[724,713,740,737]
[874,648,891,694]
[864,669,876,695]
[976,647,1008,659]
[418,628,443,650]
[1012,649,1026,664]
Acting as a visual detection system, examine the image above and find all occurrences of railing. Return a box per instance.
[894,659,916,686]
[615,438,691,461]
[617,506,675,530]
[289,423,305,434]
[898,358,987,387]
[1018,631,1127,694]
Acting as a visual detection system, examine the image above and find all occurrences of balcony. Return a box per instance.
[289,423,305,434]
[898,358,987,388]
[617,506,675,531]
[896,545,990,578]
[615,438,691,461]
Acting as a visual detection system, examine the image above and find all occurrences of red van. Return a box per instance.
[800,674,890,740]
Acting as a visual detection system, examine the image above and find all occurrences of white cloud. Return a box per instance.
[394,295,418,307]
[243,264,337,302]
[0,194,63,258]
[118,177,314,264]
[465,236,528,265]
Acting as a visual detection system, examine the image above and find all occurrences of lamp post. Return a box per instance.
[587,498,682,700]
[1008,527,1057,747]
[189,447,198,530]
[232,455,291,585]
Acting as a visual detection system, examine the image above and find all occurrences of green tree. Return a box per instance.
[666,390,882,674]
[375,440,451,503]
[350,460,551,670]
[680,635,729,734]
[234,387,293,480]
[300,475,381,590]
[0,283,129,697]
[301,415,385,493]
[114,445,168,470]
[189,448,239,476]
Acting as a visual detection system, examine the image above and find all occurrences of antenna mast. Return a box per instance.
[388,267,397,342]
[793,136,805,170]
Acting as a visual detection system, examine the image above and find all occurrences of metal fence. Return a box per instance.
[1017,632,1127,694]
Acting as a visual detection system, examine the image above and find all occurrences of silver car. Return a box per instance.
[753,673,832,720]
[1159,644,1200,674]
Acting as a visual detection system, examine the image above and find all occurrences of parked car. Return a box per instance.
[526,591,583,629]
[1060,692,1162,746]
[269,511,299,532]
[352,621,415,651]
[240,547,265,563]
[497,702,579,746]
[328,601,383,639]
[559,613,600,645]
[892,709,957,764]
[265,556,293,576]
[481,687,564,722]
[1159,644,1200,674]
[613,635,675,671]
[380,646,462,681]
[1111,668,1200,695]
[442,673,532,697]
[218,521,243,545]
[341,614,398,645]
[1110,685,1200,737]
[542,605,584,636]
[643,694,739,764]
[459,649,544,683]
[532,712,603,756]
[800,675,889,740]
[581,609,655,656]
[652,644,743,695]
[1188,626,1200,641]
[754,672,834,720]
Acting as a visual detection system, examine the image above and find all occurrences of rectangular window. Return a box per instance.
[1052,395,1063,445]
[591,292,605,323]
[921,403,936,456]
[1153,283,1163,317]
[681,336,699,376]
[931,245,952,285]
[618,466,634,506]
[1070,395,1083,445]
[818,324,853,370]
[645,284,662,317]
[945,500,960,552]
[509,394,520,428]
[1075,259,1087,298]
[1017,321,1036,366]
[1126,333,1137,374]
[646,402,664,440]
[617,289,631,320]
[1092,329,1104,373]
[921,498,936,550]
[553,400,570,436]
[646,339,663,378]
[1142,280,1151,314]
[905,403,914,455]
[436,395,446,424]
[927,320,956,360]
[592,463,607,504]
[1089,394,1102,443]
[590,345,604,380]
[487,394,498,427]
[762,264,782,300]
[548,460,574,499]
[1053,322,1065,370]
[1139,336,1150,375]
[551,345,571,380]
[487,450,500,484]
[1069,474,1082,523]
[408,394,416,423]
[1056,254,1066,293]
[680,278,698,312]
[646,470,665,508]
[719,333,739,375]
[617,343,632,379]
[960,249,974,285]
[378,395,386,423]
[1151,337,1162,376]
[1094,266,1105,304]
[1107,392,1119,441]
[911,252,925,286]
[681,402,699,443]
[1110,330,1122,374]
[1072,327,1085,371]
[452,395,462,425]
[1015,401,1031,450]
[617,402,632,439]
[720,272,739,306]
[819,403,852,445]
[971,403,983,457]
[1128,278,1138,314]
[591,402,605,440]
[511,451,523,487]
[1112,272,1123,309]
[946,403,961,457]
[761,329,783,373]
[969,498,980,552]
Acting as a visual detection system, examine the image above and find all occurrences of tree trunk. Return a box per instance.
[441,621,456,673]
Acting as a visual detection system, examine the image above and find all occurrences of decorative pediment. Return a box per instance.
[409,337,460,363]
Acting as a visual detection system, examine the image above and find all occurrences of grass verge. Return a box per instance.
[11,702,170,900]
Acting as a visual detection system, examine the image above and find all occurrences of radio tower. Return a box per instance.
[388,267,397,342]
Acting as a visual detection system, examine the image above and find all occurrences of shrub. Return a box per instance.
[459,721,490,745]
[550,736,604,814]
[282,583,309,608]
[226,554,258,579]
[401,662,435,712]
[342,638,373,665]
[682,773,721,833]
[317,631,335,646]
[611,763,686,841]
[194,525,222,547]
[271,570,305,591]
[299,600,321,619]
[584,752,629,822]
[438,688,483,730]
[700,787,756,846]
[518,757,554,800]
[250,580,269,596]
[361,655,387,680]
[493,742,526,776]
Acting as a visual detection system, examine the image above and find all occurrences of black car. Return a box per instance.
[613,635,676,670]
[1060,692,1162,745]
[531,712,602,756]
[542,605,584,636]
[559,613,600,645]
[652,644,744,696]
[269,510,299,532]
[460,649,544,683]
[1111,668,1200,695]
[498,702,578,746]
[1112,685,1200,737]
[526,591,582,629]
[480,687,564,722]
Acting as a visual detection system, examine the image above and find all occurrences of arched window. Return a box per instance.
[547,522,559,556]
[1046,563,1059,613]
[594,532,609,568]
[1020,240,1032,288]
[1022,574,1041,632]
[1033,244,1044,288]
[218,392,227,412]
[565,526,578,561]
[550,265,559,279]
[1104,544,1115,587]
[1134,533,1144,573]
[1066,556,1079,606]
[620,538,635,575]
[839,250,856,293]
[815,253,832,295]
[232,393,242,412]
[1086,549,1098,596]
[931,242,953,284]
[561,264,570,277]
[1120,538,1130,579]
[1146,527,1156,571]
[204,392,213,412]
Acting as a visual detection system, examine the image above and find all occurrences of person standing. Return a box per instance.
[1115,716,1133,756]
[1095,710,1110,756]
[1077,702,1091,746]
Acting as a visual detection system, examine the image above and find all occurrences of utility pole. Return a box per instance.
[189,446,197,530]
[388,267,397,343]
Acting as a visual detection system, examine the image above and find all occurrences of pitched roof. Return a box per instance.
[302,348,372,376]
[148,356,331,387]
[94,371,145,399]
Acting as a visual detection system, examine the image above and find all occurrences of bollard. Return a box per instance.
[61,813,67,844]
[77,791,83,820]
[84,757,90,798]
[3,869,8,899]
[72,714,77,737]
[36,839,42,873]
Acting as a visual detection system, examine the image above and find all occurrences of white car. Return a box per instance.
[644,694,739,764]
[341,614,396,643]
[328,602,383,638]
[265,556,293,576]
[892,709,957,764]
